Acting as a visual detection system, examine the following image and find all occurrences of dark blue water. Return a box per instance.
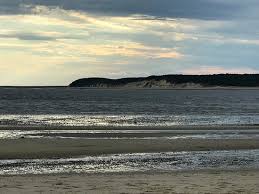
[1,88,259,126]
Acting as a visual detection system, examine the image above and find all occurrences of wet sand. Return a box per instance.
[1,138,259,159]
[1,170,259,193]
[1,126,259,193]
[1,124,259,131]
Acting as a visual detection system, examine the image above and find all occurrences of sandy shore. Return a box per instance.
[1,124,259,131]
[0,138,259,159]
[0,170,258,193]
[1,126,259,193]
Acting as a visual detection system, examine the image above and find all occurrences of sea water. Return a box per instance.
[1,88,259,174]
[1,88,259,126]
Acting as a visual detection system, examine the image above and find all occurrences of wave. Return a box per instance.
[1,114,259,127]
[1,150,259,175]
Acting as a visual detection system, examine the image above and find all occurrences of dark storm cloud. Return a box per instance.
[0,0,241,20]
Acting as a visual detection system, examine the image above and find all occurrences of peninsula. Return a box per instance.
[69,74,259,88]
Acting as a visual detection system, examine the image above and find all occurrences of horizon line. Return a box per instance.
[2,73,259,87]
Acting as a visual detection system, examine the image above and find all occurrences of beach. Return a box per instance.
[1,128,259,194]
[1,137,259,159]
[1,89,259,193]
[1,170,259,193]
[2,0,259,190]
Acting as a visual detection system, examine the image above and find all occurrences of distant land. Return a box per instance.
[69,74,259,88]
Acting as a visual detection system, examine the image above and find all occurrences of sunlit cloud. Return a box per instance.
[0,1,259,85]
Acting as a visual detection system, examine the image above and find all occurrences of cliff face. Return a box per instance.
[69,74,259,88]
[123,80,203,88]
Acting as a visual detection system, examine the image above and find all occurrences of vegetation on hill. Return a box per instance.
[69,74,259,88]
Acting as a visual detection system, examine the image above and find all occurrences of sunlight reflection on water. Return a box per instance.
[0,150,259,175]
[1,114,259,127]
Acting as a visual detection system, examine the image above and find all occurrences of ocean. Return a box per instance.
[1,87,259,126]
[1,87,259,175]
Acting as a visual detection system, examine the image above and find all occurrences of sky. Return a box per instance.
[1,0,259,85]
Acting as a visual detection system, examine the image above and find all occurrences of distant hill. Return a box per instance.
[69,74,259,88]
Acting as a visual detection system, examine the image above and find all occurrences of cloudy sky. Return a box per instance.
[1,0,259,85]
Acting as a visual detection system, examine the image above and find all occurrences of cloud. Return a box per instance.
[36,41,182,59]
[0,32,55,41]
[79,42,183,59]
[182,66,259,75]
[1,1,259,85]
[0,31,86,41]
[0,0,242,20]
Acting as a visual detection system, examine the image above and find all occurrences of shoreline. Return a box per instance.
[1,124,259,131]
[68,86,259,90]
[1,167,258,177]
[1,138,259,159]
[1,169,258,193]
[2,86,259,90]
